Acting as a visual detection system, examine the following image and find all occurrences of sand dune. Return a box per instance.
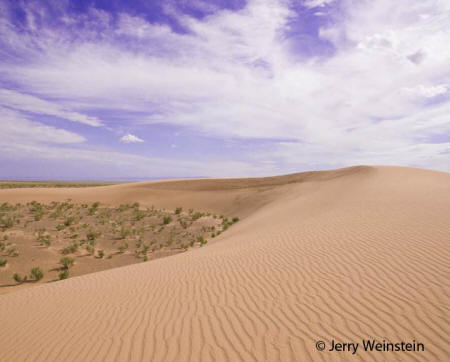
[0,166,449,361]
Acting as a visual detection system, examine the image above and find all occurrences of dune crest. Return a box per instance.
[0,166,449,361]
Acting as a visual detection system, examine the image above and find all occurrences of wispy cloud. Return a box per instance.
[0,89,102,126]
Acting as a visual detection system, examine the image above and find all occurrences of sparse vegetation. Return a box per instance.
[0,201,239,291]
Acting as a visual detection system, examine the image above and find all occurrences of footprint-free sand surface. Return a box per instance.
[0,166,449,361]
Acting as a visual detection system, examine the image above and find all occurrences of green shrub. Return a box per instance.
[198,236,207,246]
[30,267,43,281]
[0,216,14,231]
[163,215,172,225]
[119,227,131,239]
[86,245,94,254]
[134,210,146,221]
[61,242,78,255]
[232,217,239,223]
[175,207,182,215]
[38,234,51,247]
[60,257,74,269]
[87,230,101,241]
[97,249,104,258]
[89,202,100,215]
[59,269,69,280]
[64,216,77,226]
[6,247,18,257]
[118,242,128,253]
[0,203,15,211]
[191,212,204,221]
[13,273,27,283]
[0,258,7,267]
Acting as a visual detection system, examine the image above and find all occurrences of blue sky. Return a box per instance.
[0,0,449,180]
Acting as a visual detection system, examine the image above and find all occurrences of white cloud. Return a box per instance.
[403,84,447,98]
[120,133,144,143]
[0,89,102,126]
[0,107,86,145]
[304,0,336,9]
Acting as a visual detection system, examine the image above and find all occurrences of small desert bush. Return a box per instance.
[59,269,69,280]
[13,273,27,283]
[97,249,104,258]
[89,201,100,215]
[191,212,204,221]
[0,216,14,231]
[163,215,172,225]
[30,267,43,281]
[86,245,94,254]
[87,230,101,241]
[175,207,182,215]
[64,216,77,226]
[120,227,131,239]
[56,224,65,231]
[198,236,207,246]
[134,210,146,221]
[60,257,74,269]
[0,258,7,267]
[61,242,78,255]
[0,203,15,212]
[118,242,128,253]
[38,234,51,247]
[6,247,19,257]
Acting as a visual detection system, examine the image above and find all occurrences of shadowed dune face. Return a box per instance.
[0,166,449,361]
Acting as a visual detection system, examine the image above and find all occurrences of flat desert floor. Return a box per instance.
[0,166,448,361]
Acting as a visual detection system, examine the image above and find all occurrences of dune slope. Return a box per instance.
[0,166,449,361]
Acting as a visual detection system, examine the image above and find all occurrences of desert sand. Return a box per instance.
[0,165,448,361]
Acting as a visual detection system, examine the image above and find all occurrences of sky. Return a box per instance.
[0,0,449,180]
